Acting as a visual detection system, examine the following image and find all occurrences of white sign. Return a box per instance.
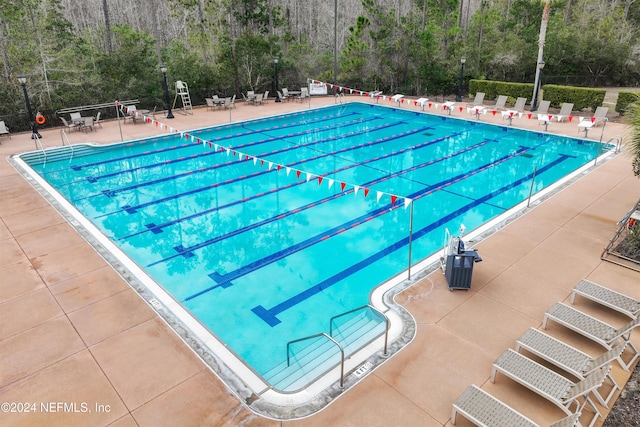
[309,82,327,95]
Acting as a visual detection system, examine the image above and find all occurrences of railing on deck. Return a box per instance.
[285,305,389,389]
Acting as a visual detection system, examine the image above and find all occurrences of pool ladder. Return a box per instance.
[286,304,389,389]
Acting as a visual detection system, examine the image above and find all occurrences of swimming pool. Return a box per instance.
[13,102,613,416]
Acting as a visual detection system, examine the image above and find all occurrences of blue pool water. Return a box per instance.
[22,102,610,382]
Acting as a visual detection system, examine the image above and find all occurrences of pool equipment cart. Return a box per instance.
[440,225,482,290]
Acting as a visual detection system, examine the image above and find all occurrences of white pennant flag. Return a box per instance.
[353,185,360,195]
[286,167,292,176]
[306,172,314,182]
[377,191,384,202]
[253,157,257,165]
[268,162,273,170]
[404,198,413,209]
[327,178,334,189]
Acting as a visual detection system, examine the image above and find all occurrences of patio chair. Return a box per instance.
[452,385,582,427]
[415,97,429,111]
[93,112,103,128]
[282,88,290,101]
[515,327,624,407]
[0,120,10,141]
[277,90,288,102]
[466,92,485,108]
[570,279,640,319]
[262,90,270,103]
[494,95,508,110]
[491,348,609,427]
[80,116,94,132]
[297,87,309,102]
[60,117,79,132]
[253,93,263,105]
[70,112,81,122]
[543,302,640,370]
[578,107,608,136]
[205,98,215,111]
[556,103,574,122]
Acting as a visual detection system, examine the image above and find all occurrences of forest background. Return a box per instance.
[0,0,639,132]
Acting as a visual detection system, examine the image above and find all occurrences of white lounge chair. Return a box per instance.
[0,120,10,140]
[60,117,79,132]
[466,92,485,108]
[571,279,640,319]
[537,100,553,129]
[452,384,582,427]
[491,349,609,427]
[493,95,508,111]
[516,327,624,407]
[543,302,640,370]
[556,103,574,122]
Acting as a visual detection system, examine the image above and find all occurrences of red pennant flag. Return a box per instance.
[232,151,236,156]
[568,116,574,122]
[548,115,553,120]
[296,170,301,178]
[277,164,281,171]
[318,176,323,185]
[340,182,346,191]
[185,133,189,138]
[492,110,497,116]
[591,117,596,123]
[509,111,514,117]
[245,155,250,161]
[460,107,464,112]
[475,108,479,114]
[414,101,417,106]
[443,105,447,110]
[208,142,212,148]
[527,113,532,119]
[260,159,264,166]
[390,195,398,205]
[363,188,369,198]
[428,103,432,108]
[377,95,381,100]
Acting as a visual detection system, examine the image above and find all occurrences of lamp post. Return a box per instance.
[456,56,466,102]
[531,60,545,112]
[160,64,174,119]
[18,74,42,140]
[274,57,281,102]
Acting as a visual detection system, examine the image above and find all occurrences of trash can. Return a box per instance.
[445,250,481,290]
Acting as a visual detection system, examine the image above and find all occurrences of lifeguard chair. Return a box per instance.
[172,80,193,115]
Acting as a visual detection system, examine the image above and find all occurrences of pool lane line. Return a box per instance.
[120,132,470,241]
[144,137,492,266]
[182,146,533,302]
[91,123,436,217]
[67,112,363,172]
[251,153,574,326]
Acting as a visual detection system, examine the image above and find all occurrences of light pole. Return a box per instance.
[274,57,281,102]
[160,64,174,119]
[18,74,42,140]
[456,56,466,102]
[531,60,545,112]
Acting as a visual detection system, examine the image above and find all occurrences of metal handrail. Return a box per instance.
[59,129,75,157]
[55,99,139,115]
[286,332,345,388]
[329,304,389,355]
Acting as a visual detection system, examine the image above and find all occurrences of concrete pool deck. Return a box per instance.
[1,95,638,426]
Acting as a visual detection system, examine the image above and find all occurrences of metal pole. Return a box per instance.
[19,78,42,140]
[456,58,465,102]
[407,201,414,279]
[115,101,123,142]
[274,57,281,102]
[334,0,338,84]
[527,165,538,207]
[161,65,174,119]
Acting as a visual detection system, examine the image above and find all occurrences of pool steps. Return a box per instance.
[264,310,385,391]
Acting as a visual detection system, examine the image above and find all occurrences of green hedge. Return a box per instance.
[542,85,605,111]
[469,80,605,111]
[469,80,534,104]
[615,91,640,115]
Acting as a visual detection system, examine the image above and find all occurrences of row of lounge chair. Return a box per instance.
[452,279,639,427]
